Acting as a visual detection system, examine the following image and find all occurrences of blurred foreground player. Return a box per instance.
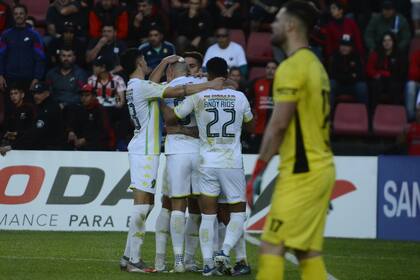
[247,1,336,280]
[118,48,224,273]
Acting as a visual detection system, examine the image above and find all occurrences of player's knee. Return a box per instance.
[260,240,286,256]
[187,197,200,213]
[295,250,322,262]
[198,195,218,214]
[171,197,187,211]
[228,201,246,213]
[133,189,154,205]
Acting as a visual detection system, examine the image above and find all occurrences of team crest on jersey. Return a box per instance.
[151,179,156,189]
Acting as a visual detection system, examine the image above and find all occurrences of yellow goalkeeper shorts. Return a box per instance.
[261,164,335,251]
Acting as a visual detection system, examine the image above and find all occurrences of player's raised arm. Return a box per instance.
[162,77,224,98]
[149,55,181,83]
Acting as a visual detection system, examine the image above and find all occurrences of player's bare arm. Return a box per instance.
[160,101,179,125]
[258,101,296,163]
[244,118,255,134]
[162,77,224,98]
[149,55,182,83]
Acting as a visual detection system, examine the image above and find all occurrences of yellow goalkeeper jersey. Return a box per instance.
[273,48,334,177]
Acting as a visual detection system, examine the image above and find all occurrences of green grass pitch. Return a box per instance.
[1,231,419,280]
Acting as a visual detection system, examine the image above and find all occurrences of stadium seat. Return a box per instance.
[410,37,420,55]
[229,29,246,50]
[333,103,369,136]
[335,94,355,104]
[246,32,273,64]
[249,67,265,80]
[373,105,407,137]
[20,0,50,24]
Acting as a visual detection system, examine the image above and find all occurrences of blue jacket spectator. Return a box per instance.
[0,4,45,91]
[138,27,175,71]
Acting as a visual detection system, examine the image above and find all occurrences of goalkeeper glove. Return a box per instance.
[246,159,267,209]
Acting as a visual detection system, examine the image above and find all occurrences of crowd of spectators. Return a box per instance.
[1,0,420,155]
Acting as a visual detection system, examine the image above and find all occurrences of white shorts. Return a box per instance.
[128,154,160,194]
[199,167,246,204]
[167,153,200,198]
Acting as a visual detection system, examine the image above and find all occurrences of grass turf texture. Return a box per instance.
[0,231,419,280]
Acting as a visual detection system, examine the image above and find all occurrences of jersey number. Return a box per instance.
[128,103,141,130]
[174,97,191,126]
[206,108,236,138]
[269,218,283,233]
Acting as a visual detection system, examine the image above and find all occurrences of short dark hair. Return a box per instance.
[137,0,153,4]
[102,22,116,30]
[184,51,203,65]
[148,26,163,35]
[206,57,228,78]
[13,4,28,15]
[60,47,75,54]
[8,82,25,93]
[330,1,344,10]
[229,67,241,75]
[283,0,320,34]
[120,48,143,76]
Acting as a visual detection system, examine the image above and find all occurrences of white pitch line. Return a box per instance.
[245,234,339,280]
[0,255,117,263]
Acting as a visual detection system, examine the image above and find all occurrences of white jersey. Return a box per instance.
[174,88,253,168]
[203,42,247,68]
[126,78,168,155]
[164,76,206,154]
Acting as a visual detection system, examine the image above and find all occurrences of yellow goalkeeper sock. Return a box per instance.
[299,256,327,280]
[256,254,284,280]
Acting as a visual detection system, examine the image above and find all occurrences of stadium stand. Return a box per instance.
[0,0,416,155]
[20,0,49,24]
[373,104,407,137]
[229,29,246,50]
[249,67,265,80]
[333,103,369,136]
[246,32,273,64]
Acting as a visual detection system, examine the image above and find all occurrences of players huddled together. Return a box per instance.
[117,47,253,276]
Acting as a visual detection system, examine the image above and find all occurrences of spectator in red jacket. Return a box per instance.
[405,50,420,121]
[324,1,364,58]
[403,104,420,155]
[366,32,407,109]
[89,0,128,40]
[246,60,277,152]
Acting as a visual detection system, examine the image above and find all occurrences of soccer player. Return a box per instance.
[161,57,253,276]
[149,56,203,272]
[118,49,224,273]
[246,2,336,280]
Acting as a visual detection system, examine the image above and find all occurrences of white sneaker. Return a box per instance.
[155,257,167,272]
[214,251,232,275]
[127,260,156,273]
[185,260,201,272]
[173,254,185,273]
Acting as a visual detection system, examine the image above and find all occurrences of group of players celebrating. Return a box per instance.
[118,49,253,276]
[118,1,336,279]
